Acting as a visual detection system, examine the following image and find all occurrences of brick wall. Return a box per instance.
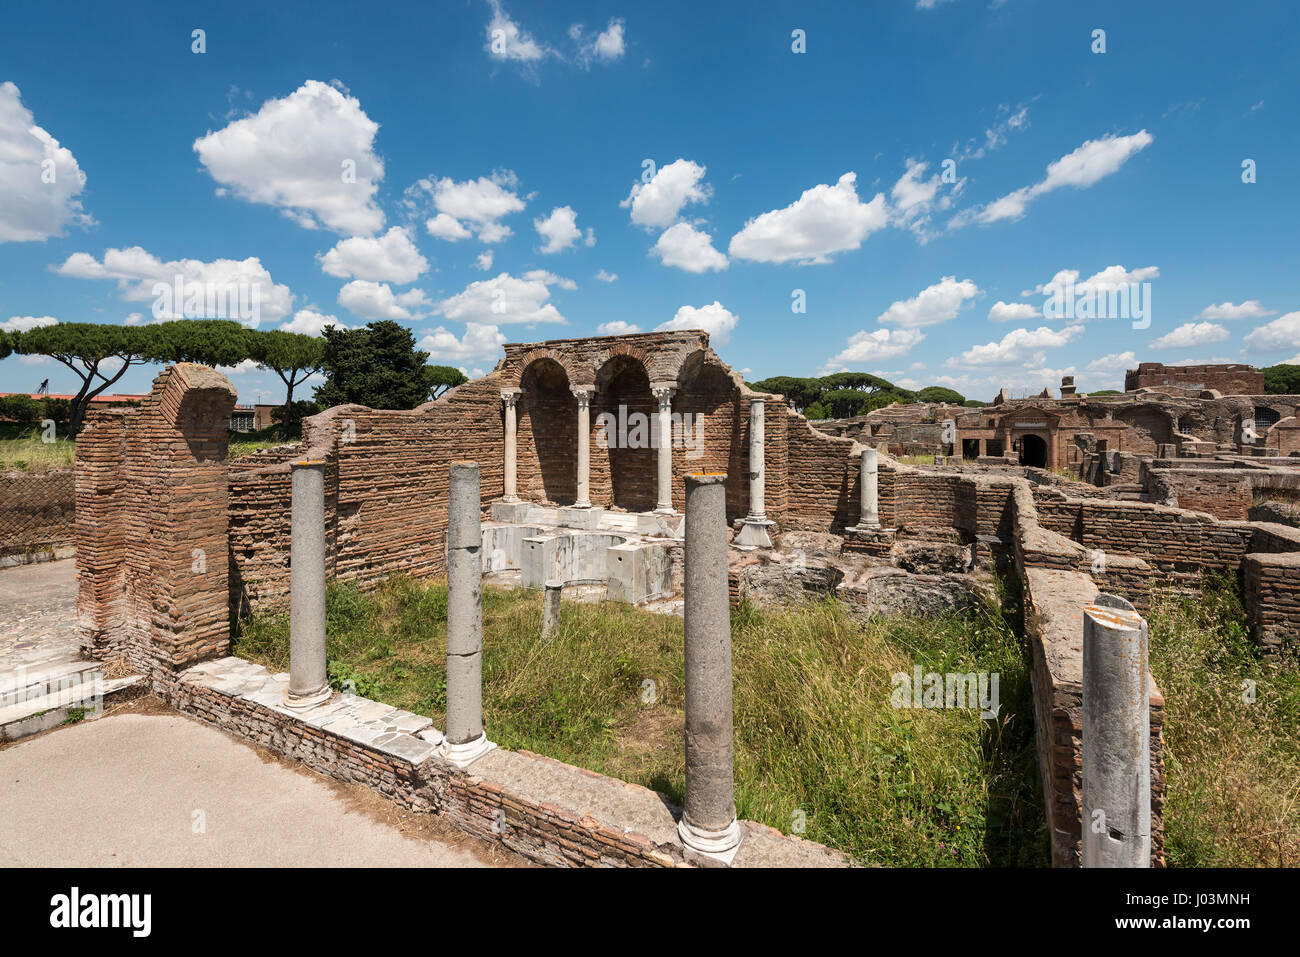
[75,365,237,674]
[0,468,74,558]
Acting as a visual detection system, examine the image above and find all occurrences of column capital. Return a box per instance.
[571,386,594,407]
[650,381,677,401]
[500,388,521,407]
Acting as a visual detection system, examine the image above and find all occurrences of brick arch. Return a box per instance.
[593,343,651,383]
[653,346,712,387]
[515,348,583,389]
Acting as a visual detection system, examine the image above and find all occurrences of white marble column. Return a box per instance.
[734,397,774,549]
[653,385,676,513]
[573,386,593,508]
[849,447,880,530]
[500,389,520,503]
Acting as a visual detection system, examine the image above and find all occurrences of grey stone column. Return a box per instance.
[284,461,332,710]
[441,460,495,768]
[734,398,774,548]
[542,580,562,640]
[849,447,880,530]
[501,389,520,503]
[679,472,742,861]
[1082,597,1151,868]
[573,387,593,508]
[653,385,676,513]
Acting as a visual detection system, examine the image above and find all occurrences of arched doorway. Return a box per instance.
[594,354,656,511]
[1020,433,1047,468]
[519,358,576,504]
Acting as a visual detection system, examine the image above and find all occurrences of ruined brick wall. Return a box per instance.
[76,365,237,674]
[0,468,74,558]
[1244,551,1300,653]
[784,413,856,531]
[1125,362,1264,395]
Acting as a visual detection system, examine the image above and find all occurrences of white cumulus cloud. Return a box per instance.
[655,301,738,347]
[729,172,889,265]
[1197,300,1273,321]
[433,272,569,326]
[0,82,93,243]
[988,301,1041,322]
[948,324,1085,367]
[534,205,587,254]
[193,80,385,235]
[1,315,59,333]
[877,277,980,329]
[409,170,525,243]
[318,227,428,284]
[1150,321,1229,350]
[419,323,508,365]
[280,309,345,336]
[1243,312,1300,353]
[821,328,925,374]
[621,159,711,229]
[597,320,640,335]
[338,280,431,320]
[56,246,294,324]
[652,223,728,273]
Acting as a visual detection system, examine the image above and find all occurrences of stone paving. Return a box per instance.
[183,656,444,764]
[0,557,79,667]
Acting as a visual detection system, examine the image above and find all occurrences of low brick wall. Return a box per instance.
[0,468,74,558]
[165,656,847,869]
[1243,550,1300,654]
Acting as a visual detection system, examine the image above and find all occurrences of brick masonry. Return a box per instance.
[71,335,1300,868]
[0,468,74,558]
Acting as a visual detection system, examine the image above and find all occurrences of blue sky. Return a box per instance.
[1,0,1297,404]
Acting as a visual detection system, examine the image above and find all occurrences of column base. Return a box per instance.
[282,684,333,711]
[732,517,775,550]
[677,816,743,865]
[653,505,678,515]
[439,731,497,770]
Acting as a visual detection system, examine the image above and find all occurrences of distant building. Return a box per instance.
[229,404,277,433]
[1124,362,1264,396]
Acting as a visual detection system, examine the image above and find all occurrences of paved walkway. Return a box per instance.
[0,711,515,867]
[0,558,79,670]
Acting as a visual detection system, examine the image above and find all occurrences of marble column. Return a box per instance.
[285,460,332,710]
[848,447,880,531]
[572,387,593,508]
[734,397,775,549]
[653,385,676,513]
[679,472,742,861]
[441,460,495,768]
[1082,596,1151,868]
[500,389,520,503]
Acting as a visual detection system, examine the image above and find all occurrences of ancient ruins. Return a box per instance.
[36,330,1300,867]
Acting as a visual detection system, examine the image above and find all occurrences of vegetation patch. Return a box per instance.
[1148,576,1300,867]
[235,575,1046,866]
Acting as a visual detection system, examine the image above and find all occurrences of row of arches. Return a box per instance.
[515,352,740,511]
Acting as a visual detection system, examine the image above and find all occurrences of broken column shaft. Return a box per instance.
[1082,599,1151,868]
[856,447,880,529]
[442,460,495,768]
[285,460,331,710]
[734,397,774,548]
[679,471,742,859]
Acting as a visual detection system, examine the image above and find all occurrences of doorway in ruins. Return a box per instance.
[519,357,577,505]
[1019,433,1048,468]
[594,354,657,511]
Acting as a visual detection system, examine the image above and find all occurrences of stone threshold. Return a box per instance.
[176,656,848,869]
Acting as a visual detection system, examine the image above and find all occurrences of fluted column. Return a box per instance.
[501,389,520,503]
[572,387,593,508]
[653,385,676,513]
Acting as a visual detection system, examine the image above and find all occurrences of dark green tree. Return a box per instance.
[10,323,154,437]
[0,331,11,360]
[145,319,258,367]
[917,386,966,405]
[1262,364,1300,395]
[250,330,327,429]
[427,364,468,400]
[313,320,434,410]
[749,375,821,411]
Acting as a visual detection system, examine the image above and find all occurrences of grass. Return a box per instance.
[234,575,1047,866]
[1148,575,1300,866]
[228,423,301,461]
[0,425,75,471]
